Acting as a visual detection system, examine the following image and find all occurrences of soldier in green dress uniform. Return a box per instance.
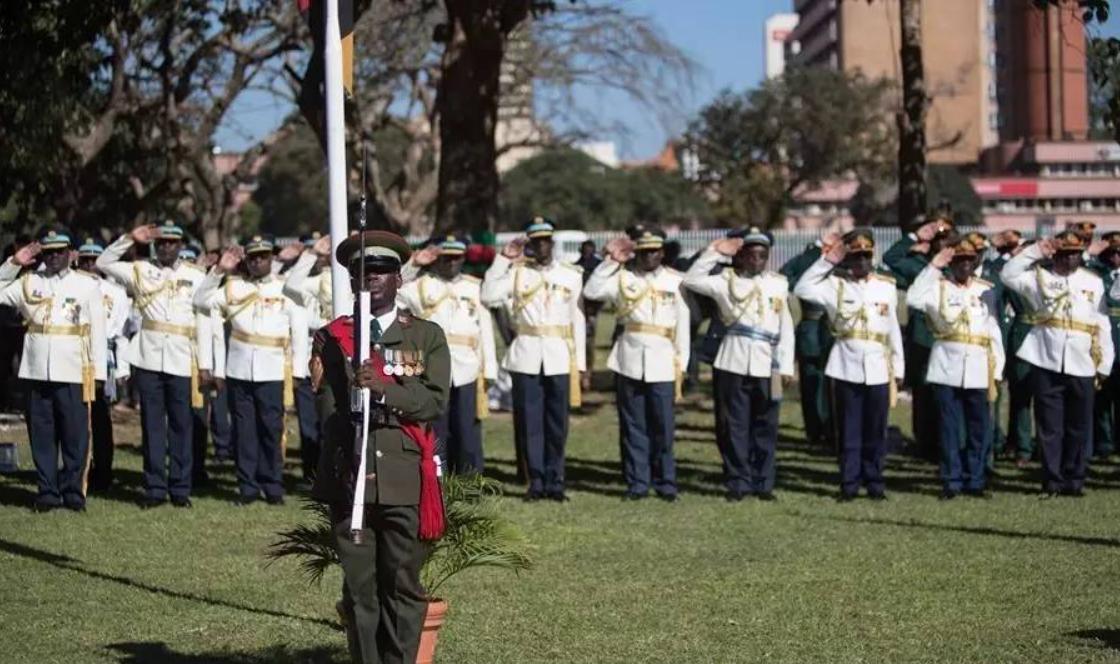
[310,230,451,664]
[1088,231,1120,460]
[780,238,834,447]
[883,213,955,456]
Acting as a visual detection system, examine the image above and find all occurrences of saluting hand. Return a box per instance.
[413,244,441,267]
[312,234,333,257]
[930,247,954,269]
[604,237,634,263]
[712,238,743,257]
[131,225,155,244]
[277,243,303,264]
[910,241,930,255]
[216,246,244,273]
[1037,239,1056,259]
[12,242,41,267]
[502,238,527,259]
[824,241,847,265]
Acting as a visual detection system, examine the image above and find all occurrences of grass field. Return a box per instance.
[2,323,1120,663]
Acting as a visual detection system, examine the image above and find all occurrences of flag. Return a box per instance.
[298,0,358,149]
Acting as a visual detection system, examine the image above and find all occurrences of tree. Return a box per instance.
[685,67,896,228]
[498,147,707,231]
[896,0,926,229]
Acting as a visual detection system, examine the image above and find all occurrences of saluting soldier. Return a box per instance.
[684,228,794,501]
[284,231,338,330]
[584,228,690,502]
[883,213,954,456]
[480,217,586,502]
[906,237,1006,499]
[75,239,132,493]
[398,233,498,475]
[0,229,107,512]
[196,236,308,506]
[794,230,905,501]
[1000,231,1115,496]
[1088,231,1120,460]
[97,222,213,508]
[990,231,1037,467]
[311,230,450,664]
[780,234,835,447]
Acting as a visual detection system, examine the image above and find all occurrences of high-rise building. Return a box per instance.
[764,14,800,79]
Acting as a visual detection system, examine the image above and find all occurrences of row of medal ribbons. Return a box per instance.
[382,349,426,377]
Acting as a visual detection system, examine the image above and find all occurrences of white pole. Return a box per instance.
[324,0,352,316]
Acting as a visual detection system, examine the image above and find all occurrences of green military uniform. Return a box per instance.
[1088,247,1120,458]
[883,233,938,454]
[998,260,1037,462]
[311,231,451,664]
[980,254,1009,458]
[780,243,834,445]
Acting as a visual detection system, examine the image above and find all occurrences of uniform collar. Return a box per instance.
[374,306,402,344]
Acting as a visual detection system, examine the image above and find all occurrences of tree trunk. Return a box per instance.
[897,0,927,228]
[434,1,527,235]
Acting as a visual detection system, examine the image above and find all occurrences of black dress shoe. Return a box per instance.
[655,492,678,503]
[939,489,958,501]
[963,488,992,500]
[835,492,857,503]
[546,491,569,503]
[234,495,258,507]
[1059,488,1085,498]
[725,490,745,503]
[523,490,544,503]
[265,495,285,506]
[868,491,888,501]
[64,502,86,513]
[755,492,777,502]
[622,491,647,501]
[139,496,166,510]
[32,502,59,514]
[171,497,193,508]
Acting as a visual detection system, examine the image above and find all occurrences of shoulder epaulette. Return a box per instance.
[870,273,896,283]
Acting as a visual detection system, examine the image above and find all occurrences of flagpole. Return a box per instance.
[324,0,352,316]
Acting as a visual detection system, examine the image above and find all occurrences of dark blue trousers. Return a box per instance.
[713,370,779,494]
[932,384,989,492]
[89,382,114,492]
[229,378,285,499]
[210,380,233,460]
[434,382,483,474]
[26,381,88,508]
[512,371,569,494]
[134,368,193,501]
[616,376,676,496]
[834,379,889,496]
[295,378,320,480]
[1032,367,1094,493]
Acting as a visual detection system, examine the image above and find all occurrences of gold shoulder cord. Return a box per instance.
[512,265,545,316]
[224,278,261,321]
[724,270,764,325]
[21,273,53,326]
[615,270,653,320]
[419,275,453,319]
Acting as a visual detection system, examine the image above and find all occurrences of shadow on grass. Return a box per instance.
[106,642,345,663]
[1069,629,1120,652]
[806,514,1120,549]
[0,537,338,629]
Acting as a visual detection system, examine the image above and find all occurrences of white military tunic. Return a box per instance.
[97,236,212,377]
[906,265,1006,390]
[1000,244,1114,377]
[683,249,794,378]
[398,270,497,388]
[584,259,690,383]
[195,272,308,383]
[98,276,133,380]
[0,263,107,384]
[793,257,905,385]
[481,255,586,376]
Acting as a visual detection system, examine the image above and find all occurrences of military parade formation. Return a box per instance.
[3,215,1120,514]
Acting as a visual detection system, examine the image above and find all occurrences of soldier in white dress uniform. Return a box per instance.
[906,236,1006,499]
[1000,230,1115,496]
[98,221,212,508]
[196,235,308,505]
[584,229,690,501]
[793,230,905,501]
[0,229,107,512]
[481,218,586,502]
[75,239,132,493]
[398,233,498,474]
[684,228,794,501]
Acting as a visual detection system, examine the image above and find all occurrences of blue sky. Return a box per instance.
[215,0,1117,161]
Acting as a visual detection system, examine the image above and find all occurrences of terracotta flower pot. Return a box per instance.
[415,598,448,664]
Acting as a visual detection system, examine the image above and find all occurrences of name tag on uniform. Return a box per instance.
[771,297,783,312]
[876,302,889,316]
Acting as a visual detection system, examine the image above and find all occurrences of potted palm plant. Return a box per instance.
[268,474,533,663]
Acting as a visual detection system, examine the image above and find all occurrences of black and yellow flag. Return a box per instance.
[298,0,358,149]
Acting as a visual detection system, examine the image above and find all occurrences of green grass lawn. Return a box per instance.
[2,325,1120,663]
